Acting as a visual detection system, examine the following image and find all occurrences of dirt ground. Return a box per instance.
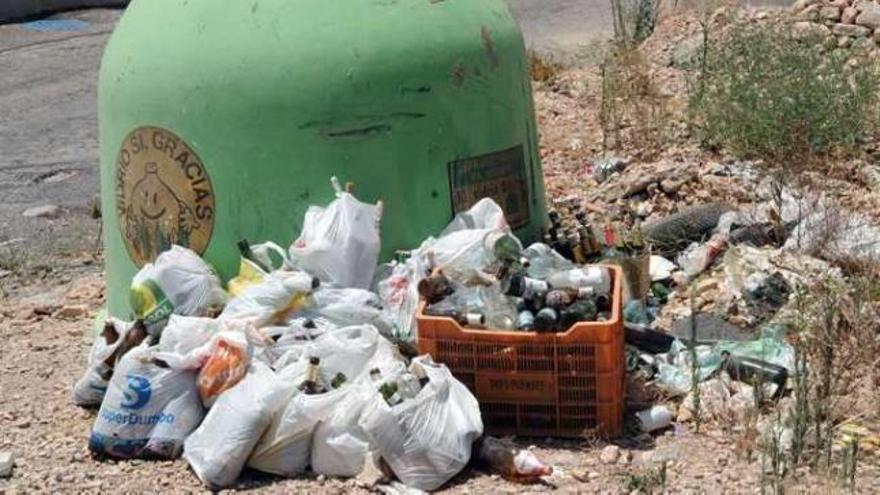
[3,270,877,494]
[2,4,880,495]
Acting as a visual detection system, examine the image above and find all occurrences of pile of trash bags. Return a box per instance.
[72,178,551,490]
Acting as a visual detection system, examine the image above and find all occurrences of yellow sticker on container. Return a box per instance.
[115,126,215,266]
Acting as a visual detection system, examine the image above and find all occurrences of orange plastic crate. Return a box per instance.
[417,265,625,438]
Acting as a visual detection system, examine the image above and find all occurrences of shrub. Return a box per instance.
[689,23,880,167]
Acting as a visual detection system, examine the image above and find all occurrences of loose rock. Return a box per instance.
[832,23,871,37]
[0,451,13,478]
[791,21,831,40]
[600,445,620,464]
[22,204,61,219]
[820,5,841,21]
[55,305,88,319]
[856,9,880,29]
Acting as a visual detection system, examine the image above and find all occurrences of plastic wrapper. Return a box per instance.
[88,345,204,460]
[676,233,727,277]
[288,177,382,289]
[358,356,484,491]
[72,318,135,407]
[129,245,227,335]
[184,362,287,489]
[197,332,251,407]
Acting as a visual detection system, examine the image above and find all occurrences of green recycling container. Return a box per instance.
[99,0,547,317]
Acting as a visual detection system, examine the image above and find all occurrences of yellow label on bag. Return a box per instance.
[227,258,267,297]
[130,280,173,325]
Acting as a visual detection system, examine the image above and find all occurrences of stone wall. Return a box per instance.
[792,0,880,49]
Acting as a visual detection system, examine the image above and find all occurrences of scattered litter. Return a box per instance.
[669,312,755,345]
[593,156,630,182]
[649,255,676,281]
[636,405,673,433]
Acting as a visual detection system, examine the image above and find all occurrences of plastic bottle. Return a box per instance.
[476,436,553,481]
[522,243,573,280]
[546,266,612,294]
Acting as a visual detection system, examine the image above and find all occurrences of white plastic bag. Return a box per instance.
[184,362,286,489]
[220,269,318,327]
[310,386,374,477]
[288,177,382,289]
[311,359,407,477]
[439,197,508,236]
[129,245,227,335]
[376,261,422,347]
[358,356,484,491]
[88,345,204,460]
[309,288,395,337]
[72,318,135,407]
[247,378,346,476]
[247,325,395,476]
[157,315,219,357]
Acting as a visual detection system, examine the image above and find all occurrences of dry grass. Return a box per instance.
[528,50,565,83]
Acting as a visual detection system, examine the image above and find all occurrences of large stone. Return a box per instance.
[853,0,878,13]
[0,452,11,477]
[842,6,859,23]
[791,0,818,11]
[22,204,60,218]
[55,304,88,319]
[856,11,880,29]
[820,5,842,21]
[832,22,871,36]
[794,3,822,21]
[829,0,849,7]
[791,21,832,40]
